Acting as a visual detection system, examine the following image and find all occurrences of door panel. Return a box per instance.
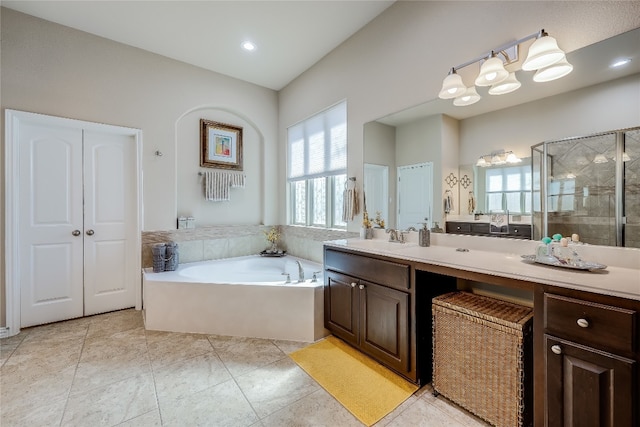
[19,121,84,327]
[397,163,432,230]
[324,271,359,346]
[360,281,410,374]
[83,131,137,315]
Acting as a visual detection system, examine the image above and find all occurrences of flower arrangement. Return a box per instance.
[362,211,372,229]
[264,226,280,244]
[374,211,385,229]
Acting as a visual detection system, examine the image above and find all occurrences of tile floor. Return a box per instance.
[1,309,488,427]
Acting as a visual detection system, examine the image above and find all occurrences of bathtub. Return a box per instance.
[142,255,327,342]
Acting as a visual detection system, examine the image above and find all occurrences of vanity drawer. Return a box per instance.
[325,249,410,291]
[446,222,471,234]
[470,223,489,234]
[544,293,637,354]
[508,225,531,239]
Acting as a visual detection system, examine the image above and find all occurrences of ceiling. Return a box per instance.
[2,0,395,91]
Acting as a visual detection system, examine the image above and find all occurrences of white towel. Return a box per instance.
[444,192,453,214]
[204,171,246,201]
[341,186,360,222]
[468,192,476,214]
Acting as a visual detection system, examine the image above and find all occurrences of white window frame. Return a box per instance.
[481,162,532,215]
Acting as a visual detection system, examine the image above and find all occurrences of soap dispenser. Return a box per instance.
[419,219,431,247]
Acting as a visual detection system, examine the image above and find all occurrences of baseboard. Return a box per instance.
[0,327,10,339]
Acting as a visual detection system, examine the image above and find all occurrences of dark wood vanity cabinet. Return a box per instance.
[324,248,413,381]
[446,221,532,239]
[534,287,639,427]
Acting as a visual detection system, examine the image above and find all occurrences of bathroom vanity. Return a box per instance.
[323,235,640,426]
[445,220,532,239]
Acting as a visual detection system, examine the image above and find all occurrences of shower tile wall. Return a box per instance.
[546,133,618,246]
[624,129,640,248]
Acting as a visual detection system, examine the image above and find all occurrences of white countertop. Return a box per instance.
[324,234,640,301]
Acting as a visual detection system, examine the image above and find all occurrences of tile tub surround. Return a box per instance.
[141,225,357,268]
[0,309,489,427]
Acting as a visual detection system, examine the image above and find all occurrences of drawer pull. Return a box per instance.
[551,345,562,355]
[351,282,357,288]
[576,318,589,328]
[359,284,365,290]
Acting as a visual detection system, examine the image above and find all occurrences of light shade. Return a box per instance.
[505,152,522,163]
[474,55,509,86]
[491,153,506,165]
[453,86,481,106]
[593,154,608,164]
[488,72,522,95]
[438,71,466,99]
[533,57,573,82]
[522,34,565,71]
[476,156,489,167]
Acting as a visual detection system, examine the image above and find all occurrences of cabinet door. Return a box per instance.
[359,281,410,375]
[544,335,636,427]
[325,271,359,347]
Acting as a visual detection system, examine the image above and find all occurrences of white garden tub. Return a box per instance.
[142,255,326,342]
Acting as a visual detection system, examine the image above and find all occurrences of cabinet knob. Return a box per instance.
[551,345,562,355]
[351,282,357,288]
[72,230,81,236]
[359,284,365,290]
[577,318,589,328]
[86,229,95,236]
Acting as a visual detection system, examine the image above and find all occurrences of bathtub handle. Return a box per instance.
[281,273,291,284]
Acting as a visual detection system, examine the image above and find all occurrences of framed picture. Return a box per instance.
[489,210,509,234]
[200,119,243,170]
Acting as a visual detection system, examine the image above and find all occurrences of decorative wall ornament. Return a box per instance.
[460,174,472,189]
[445,173,459,188]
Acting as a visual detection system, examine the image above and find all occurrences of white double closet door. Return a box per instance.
[13,111,139,328]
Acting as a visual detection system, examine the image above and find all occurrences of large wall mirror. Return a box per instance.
[363,27,639,247]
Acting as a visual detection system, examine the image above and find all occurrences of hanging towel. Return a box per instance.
[468,191,476,214]
[444,191,453,214]
[342,185,360,222]
[204,170,246,201]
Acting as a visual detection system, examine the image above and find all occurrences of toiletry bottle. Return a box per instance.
[419,221,431,247]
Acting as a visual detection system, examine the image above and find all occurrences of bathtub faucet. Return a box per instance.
[295,260,305,283]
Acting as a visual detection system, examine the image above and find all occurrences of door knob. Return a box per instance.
[86,229,95,236]
[551,345,562,355]
[72,230,81,236]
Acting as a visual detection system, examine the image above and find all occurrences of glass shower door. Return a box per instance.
[624,129,640,248]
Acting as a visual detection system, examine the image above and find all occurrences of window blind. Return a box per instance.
[287,101,347,181]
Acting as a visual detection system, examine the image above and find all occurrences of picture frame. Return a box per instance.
[489,210,509,234]
[200,119,243,170]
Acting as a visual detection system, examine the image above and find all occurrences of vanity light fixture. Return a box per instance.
[476,150,522,167]
[593,154,609,164]
[438,29,571,107]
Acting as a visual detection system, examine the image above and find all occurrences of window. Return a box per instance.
[483,164,532,214]
[287,101,347,228]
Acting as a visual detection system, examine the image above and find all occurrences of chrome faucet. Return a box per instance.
[295,260,305,283]
[386,228,399,242]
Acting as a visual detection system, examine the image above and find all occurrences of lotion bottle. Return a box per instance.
[419,220,431,247]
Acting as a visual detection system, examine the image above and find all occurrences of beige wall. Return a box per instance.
[278,1,640,231]
[0,8,279,327]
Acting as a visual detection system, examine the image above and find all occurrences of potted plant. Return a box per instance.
[264,226,281,253]
[361,211,374,239]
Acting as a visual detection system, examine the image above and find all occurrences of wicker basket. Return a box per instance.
[432,292,533,427]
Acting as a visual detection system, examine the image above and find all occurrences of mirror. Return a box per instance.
[364,27,640,236]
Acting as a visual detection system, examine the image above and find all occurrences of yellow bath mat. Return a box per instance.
[289,335,418,426]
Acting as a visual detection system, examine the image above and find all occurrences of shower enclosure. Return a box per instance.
[532,126,640,248]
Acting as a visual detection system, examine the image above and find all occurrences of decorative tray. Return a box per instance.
[260,250,287,257]
[520,254,607,271]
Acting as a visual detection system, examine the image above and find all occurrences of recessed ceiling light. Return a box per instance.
[610,58,631,68]
[241,41,256,51]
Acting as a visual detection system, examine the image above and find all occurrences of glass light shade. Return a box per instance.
[491,154,506,165]
[476,156,489,167]
[474,56,509,86]
[593,154,608,164]
[522,35,565,71]
[488,72,522,95]
[438,72,466,99]
[453,86,481,106]
[505,152,522,163]
[533,57,573,82]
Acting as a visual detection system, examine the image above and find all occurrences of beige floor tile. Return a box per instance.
[272,339,312,354]
[209,335,286,377]
[61,372,157,426]
[86,309,144,339]
[260,388,363,427]
[80,326,148,363]
[425,395,490,427]
[153,352,232,403]
[116,409,163,426]
[235,357,320,418]
[0,394,67,427]
[147,333,213,370]
[144,329,185,345]
[160,379,259,427]
[71,349,152,394]
[384,398,470,427]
